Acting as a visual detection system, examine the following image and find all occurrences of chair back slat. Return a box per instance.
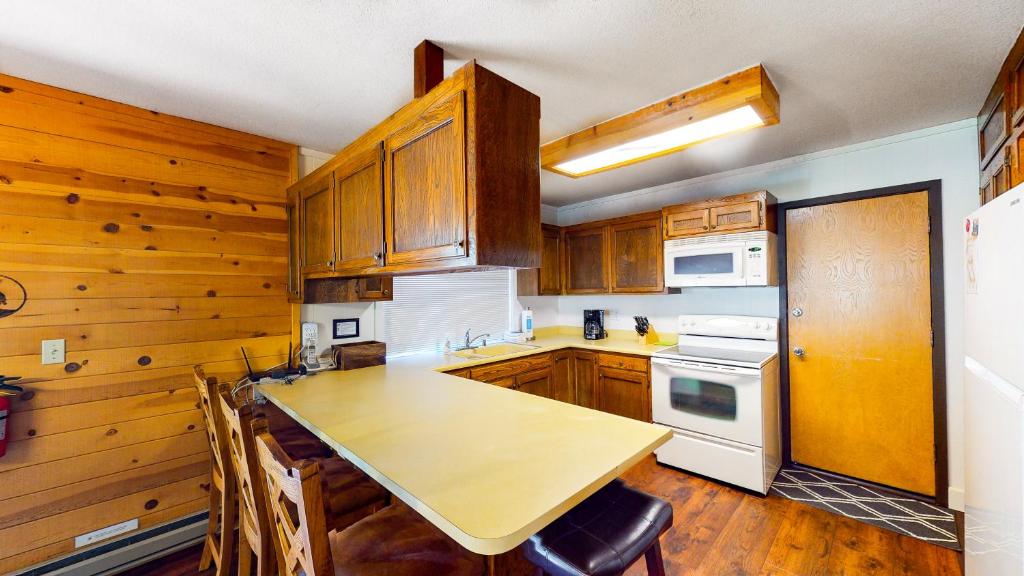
[218,389,271,549]
[255,432,334,576]
[192,366,228,485]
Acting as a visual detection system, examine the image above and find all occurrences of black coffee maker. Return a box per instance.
[583,309,607,340]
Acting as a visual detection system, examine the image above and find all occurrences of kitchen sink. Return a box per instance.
[450,343,539,359]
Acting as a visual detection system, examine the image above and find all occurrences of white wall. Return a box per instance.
[532,118,979,509]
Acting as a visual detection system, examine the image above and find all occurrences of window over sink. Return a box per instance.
[377,270,513,356]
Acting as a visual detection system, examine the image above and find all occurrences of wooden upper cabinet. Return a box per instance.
[385,91,468,266]
[563,225,609,294]
[299,172,336,275]
[978,26,1024,205]
[335,144,385,273]
[663,191,776,239]
[709,200,760,233]
[517,224,563,296]
[286,188,303,303]
[1012,53,1024,127]
[539,225,563,295]
[288,61,540,282]
[663,207,709,237]
[609,214,664,293]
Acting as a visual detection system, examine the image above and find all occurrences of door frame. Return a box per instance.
[777,179,948,506]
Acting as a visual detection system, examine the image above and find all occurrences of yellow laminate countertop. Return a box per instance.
[258,363,671,556]
[388,326,676,373]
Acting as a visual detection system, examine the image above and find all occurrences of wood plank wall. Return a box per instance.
[0,73,297,572]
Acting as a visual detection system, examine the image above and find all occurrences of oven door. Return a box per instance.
[651,357,763,446]
[664,241,746,287]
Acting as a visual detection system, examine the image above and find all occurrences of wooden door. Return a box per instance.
[787,191,935,496]
[563,226,609,294]
[573,350,598,408]
[609,216,664,293]
[299,172,336,274]
[335,144,385,272]
[664,207,709,237]
[597,366,650,422]
[709,200,760,233]
[551,350,574,403]
[539,225,563,295]
[286,188,303,303]
[384,91,467,266]
[517,367,552,398]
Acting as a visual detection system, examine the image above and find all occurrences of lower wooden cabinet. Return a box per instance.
[551,350,574,404]
[573,350,598,409]
[449,349,649,422]
[596,366,651,422]
[516,367,552,397]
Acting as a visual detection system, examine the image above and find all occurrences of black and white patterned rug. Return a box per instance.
[770,468,960,550]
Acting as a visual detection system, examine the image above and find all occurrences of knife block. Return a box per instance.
[638,326,660,345]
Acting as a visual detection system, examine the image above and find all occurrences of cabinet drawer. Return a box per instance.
[597,353,649,373]
[470,353,551,383]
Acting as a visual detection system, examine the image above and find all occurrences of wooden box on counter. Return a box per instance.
[332,341,386,371]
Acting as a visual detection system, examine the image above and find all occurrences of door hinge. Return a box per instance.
[379,146,385,164]
[930,329,934,347]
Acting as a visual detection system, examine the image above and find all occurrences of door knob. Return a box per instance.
[792,346,805,358]
[791,307,803,317]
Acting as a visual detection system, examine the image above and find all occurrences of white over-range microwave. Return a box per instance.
[664,231,776,287]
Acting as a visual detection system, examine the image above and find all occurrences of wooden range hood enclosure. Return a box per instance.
[289,41,541,303]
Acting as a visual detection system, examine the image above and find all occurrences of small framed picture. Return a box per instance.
[332,318,360,339]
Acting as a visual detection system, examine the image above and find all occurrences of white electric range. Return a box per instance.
[651,314,781,494]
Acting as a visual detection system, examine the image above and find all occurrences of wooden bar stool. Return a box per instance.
[218,390,389,575]
[193,367,235,576]
[520,479,672,576]
[253,430,485,576]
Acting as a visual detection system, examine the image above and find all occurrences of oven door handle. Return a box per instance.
[651,357,761,377]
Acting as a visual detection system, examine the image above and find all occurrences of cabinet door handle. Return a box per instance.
[453,239,464,249]
[374,252,383,262]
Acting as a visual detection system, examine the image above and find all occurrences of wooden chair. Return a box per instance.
[253,430,485,576]
[218,390,390,575]
[193,366,235,576]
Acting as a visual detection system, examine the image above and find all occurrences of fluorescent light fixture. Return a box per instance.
[553,105,764,176]
[541,65,780,178]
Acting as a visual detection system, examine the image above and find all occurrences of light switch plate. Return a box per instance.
[42,339,65,365]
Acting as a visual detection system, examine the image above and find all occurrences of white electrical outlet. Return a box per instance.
[42,339,65,365]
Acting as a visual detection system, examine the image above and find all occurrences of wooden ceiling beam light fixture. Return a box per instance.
[541,64,780,178]
[414,40,444,97]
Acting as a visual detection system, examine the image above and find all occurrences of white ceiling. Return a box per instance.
[1,2,1020,206]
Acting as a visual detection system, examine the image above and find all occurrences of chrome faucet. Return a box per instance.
[464,329,490,349]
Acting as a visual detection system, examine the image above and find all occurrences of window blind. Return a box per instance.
[378,269,512,356]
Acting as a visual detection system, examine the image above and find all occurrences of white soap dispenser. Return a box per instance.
[521,307,534,341]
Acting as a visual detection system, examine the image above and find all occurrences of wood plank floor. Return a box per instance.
[124,456,962,575]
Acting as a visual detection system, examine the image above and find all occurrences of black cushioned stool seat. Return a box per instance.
[520,479,672,576]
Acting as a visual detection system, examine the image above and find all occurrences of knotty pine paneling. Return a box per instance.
[0,72,298,570]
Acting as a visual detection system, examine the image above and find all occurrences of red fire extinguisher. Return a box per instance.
[0,375,23,458]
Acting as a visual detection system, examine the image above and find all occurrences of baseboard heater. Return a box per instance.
[13,512,208,576]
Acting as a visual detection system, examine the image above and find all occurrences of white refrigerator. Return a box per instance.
[965,182,1024,575]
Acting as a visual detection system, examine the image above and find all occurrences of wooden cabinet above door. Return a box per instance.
[287,61,540,291]
[335,143,385,274]
[977,26,1024,205]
